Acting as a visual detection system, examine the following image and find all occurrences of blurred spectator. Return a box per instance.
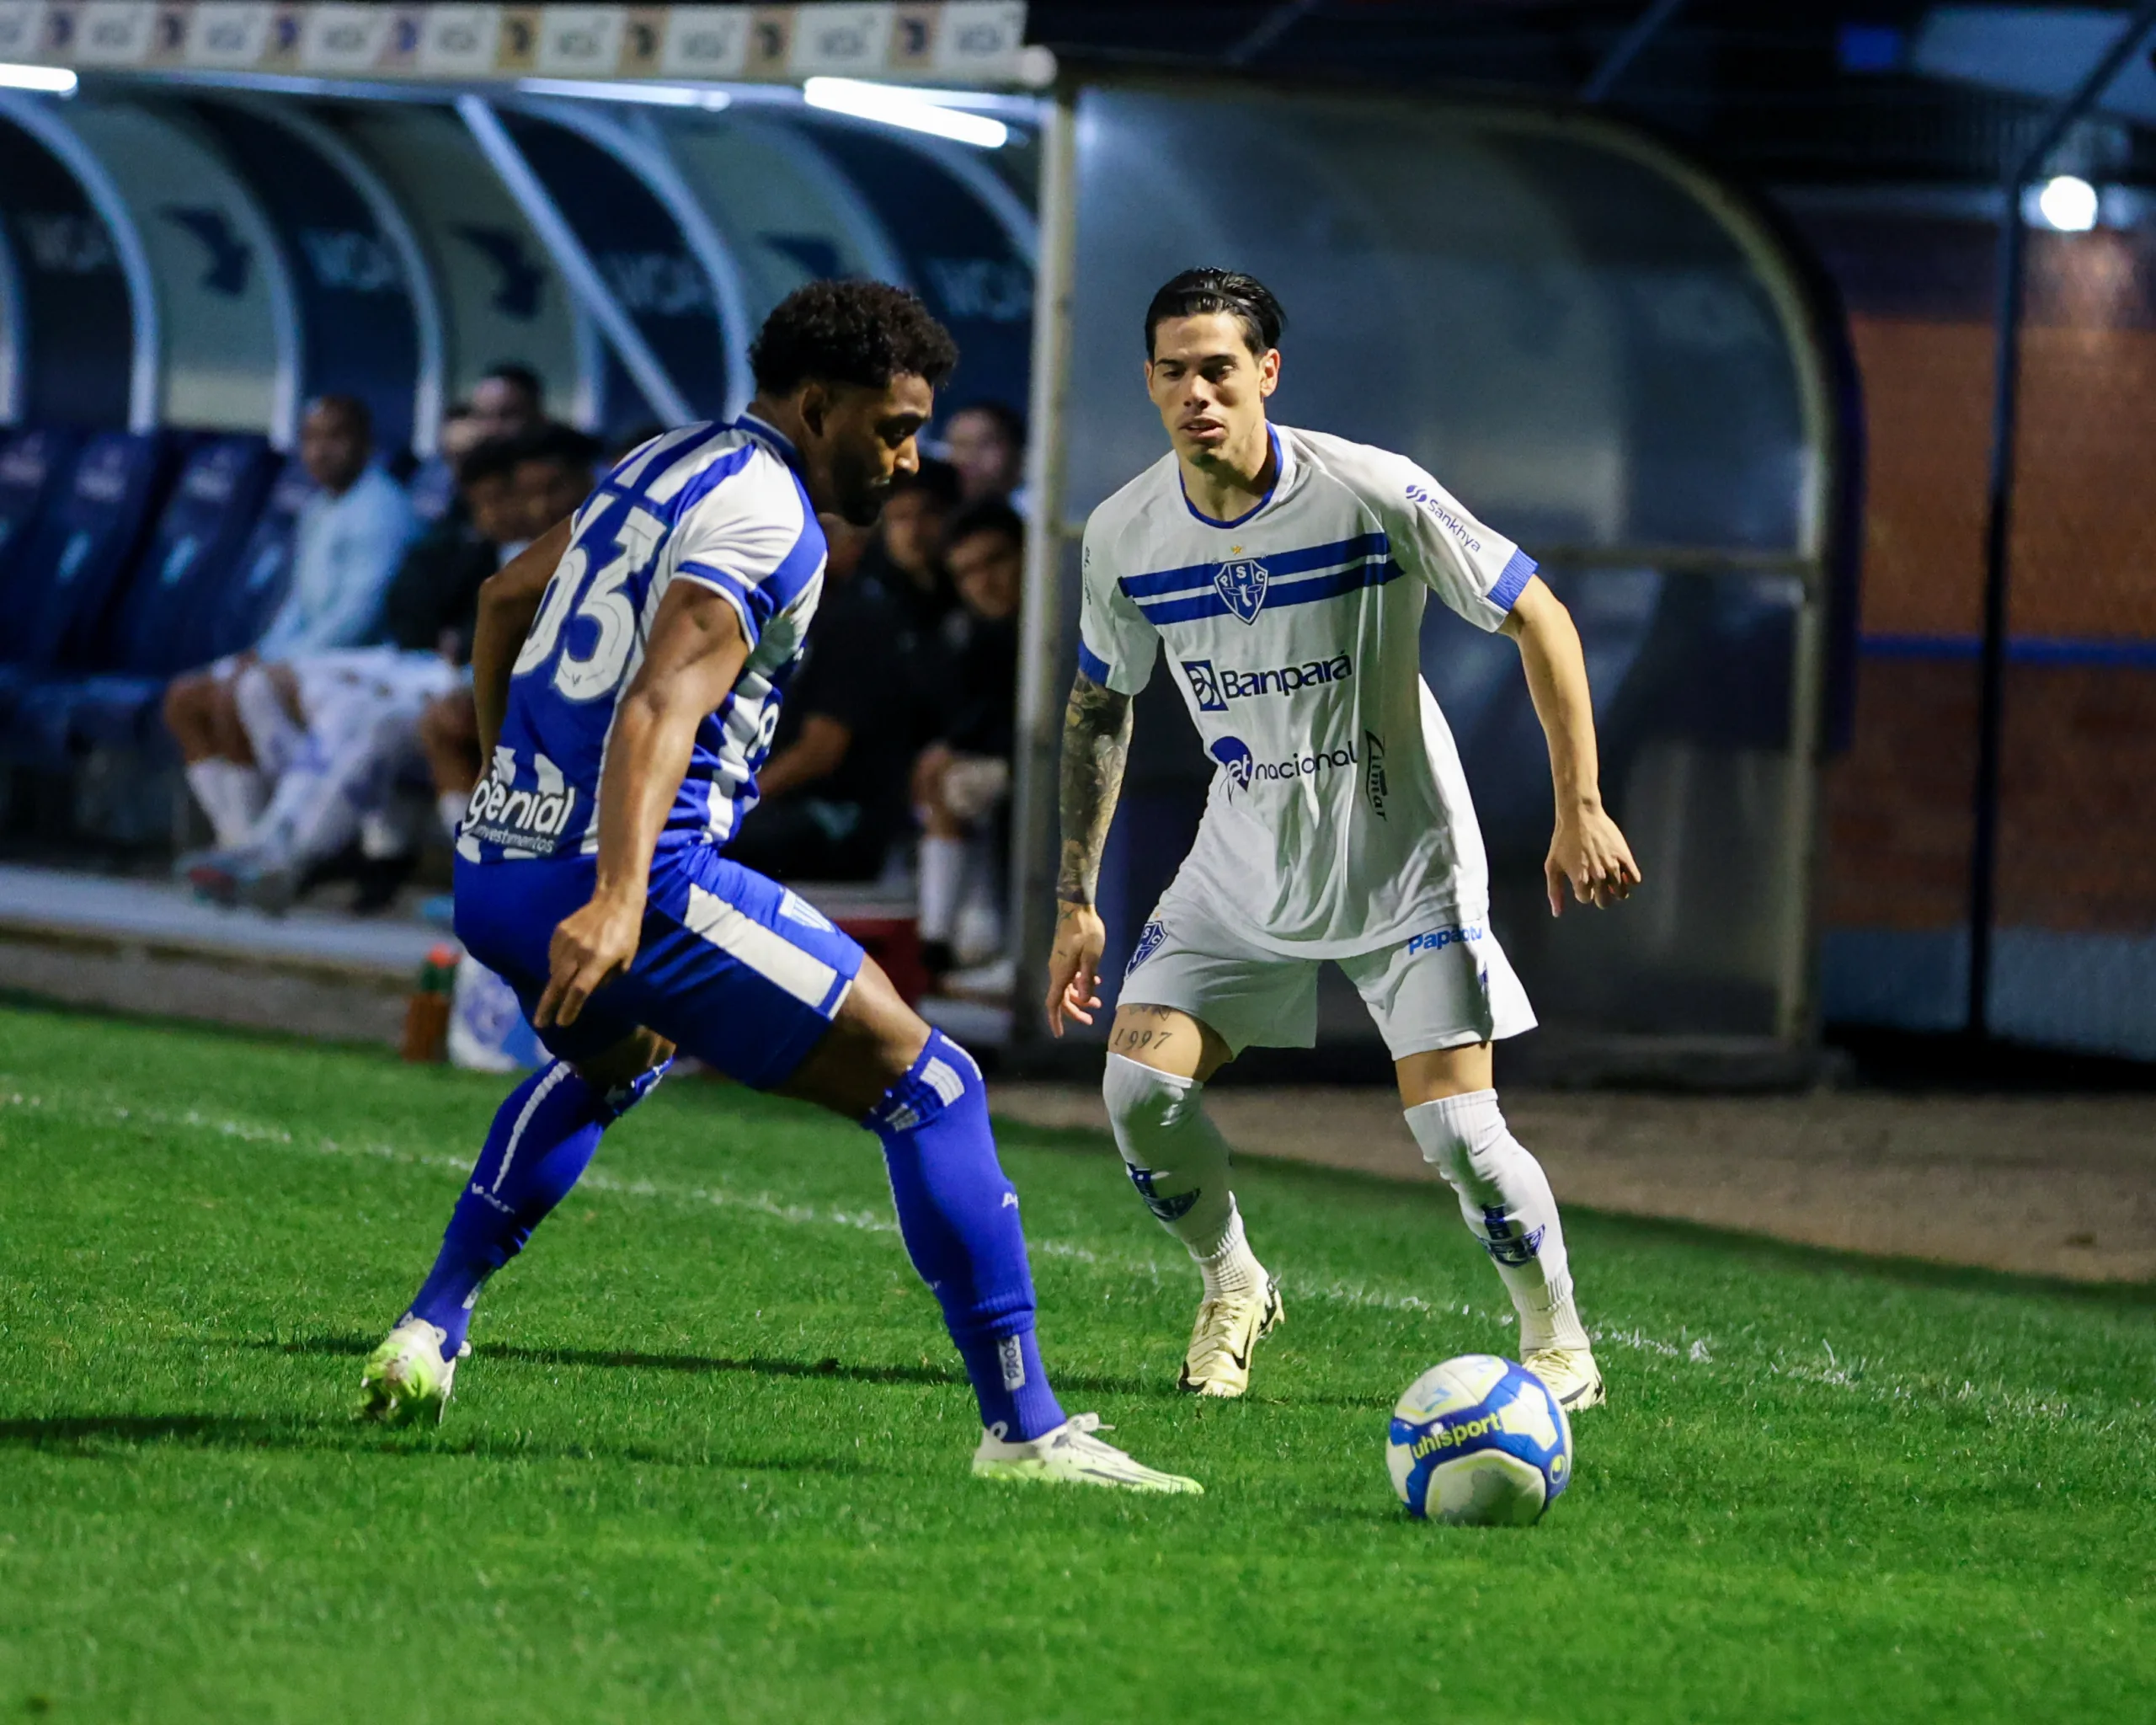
[171,432,548,911]
[468,363,546,443]
[163,395,419,852]
[857,457,961,640]
[408,402,482,524]
[381,435,531,670]
[725,521,912,883]
[942,400,1026,505]
[419,425,602,846]
[912,499,1022,984]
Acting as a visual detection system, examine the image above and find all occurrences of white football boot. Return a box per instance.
[1523,1345,1606,1413]
[973,1413,1203,1494]
[1177,1275,1283,1399]
[356,1316,467,1425]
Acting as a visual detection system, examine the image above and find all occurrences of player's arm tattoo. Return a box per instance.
[1057,670,1132,906]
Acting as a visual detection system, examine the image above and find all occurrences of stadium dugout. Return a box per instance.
[0,3,1851,1079]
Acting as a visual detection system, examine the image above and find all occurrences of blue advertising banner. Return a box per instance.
[499,109,727,430]
[0,115,136,430]
[189,101,422,452]
[800,121,1032,425]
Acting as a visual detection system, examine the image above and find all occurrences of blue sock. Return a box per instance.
[406,1057,669,1359]
[865,1031,1067,1440]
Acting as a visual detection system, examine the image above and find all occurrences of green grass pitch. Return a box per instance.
[3,1004,2152,1722]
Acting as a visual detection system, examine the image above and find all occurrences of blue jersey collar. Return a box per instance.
[737,411,805,474]
[1180,423,1283,530]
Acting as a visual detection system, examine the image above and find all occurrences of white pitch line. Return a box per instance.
[7,1087,2143,1425]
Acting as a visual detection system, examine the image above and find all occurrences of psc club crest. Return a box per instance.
[1214,557,1271,624]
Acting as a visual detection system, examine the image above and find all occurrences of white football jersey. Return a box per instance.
[1079,423,1534,958]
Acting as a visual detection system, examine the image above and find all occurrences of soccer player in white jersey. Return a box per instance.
[357,282,1196,1493]
[1046,270,1641,1412]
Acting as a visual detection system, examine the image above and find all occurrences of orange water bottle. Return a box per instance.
[400,943,459,1062]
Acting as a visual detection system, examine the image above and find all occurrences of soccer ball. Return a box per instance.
[1386,1354,1572,1525]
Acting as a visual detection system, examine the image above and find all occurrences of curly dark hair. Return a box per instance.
[1143,268,1284,359]
[750,280,959,397]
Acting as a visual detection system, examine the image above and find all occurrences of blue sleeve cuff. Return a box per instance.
[677,561,771,646]
[1076,639,1111,686]
[1487,547,1537,615]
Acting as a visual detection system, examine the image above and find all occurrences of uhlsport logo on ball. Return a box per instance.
[1386,1354,1572,1525]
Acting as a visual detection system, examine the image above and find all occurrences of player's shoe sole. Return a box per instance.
[1522,1346,1605,1413]
[1177,1275,1283,1399]
[356,1317,464,1426]
[973,1413,1202,1494]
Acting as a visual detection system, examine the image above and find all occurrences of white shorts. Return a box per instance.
[1117,889,1536,1061]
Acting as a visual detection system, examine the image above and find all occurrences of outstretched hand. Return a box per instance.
[1546,807,1641,916]
[1044,901,1107,1036]
[536,889,644,1028]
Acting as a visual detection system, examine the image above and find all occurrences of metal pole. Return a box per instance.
[456,94,695,427]
[1967,1,2156,1039]
[1581,0,1689,104]
[1006,87,1079,1049]
[1225,0,1325,68]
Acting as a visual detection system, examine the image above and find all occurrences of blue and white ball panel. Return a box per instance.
[1386,1354,1572,1526]
[452,840,862,1091]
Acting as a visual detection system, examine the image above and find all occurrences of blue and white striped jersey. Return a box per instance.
[1080,424,1534,957]
[458,414,827,864]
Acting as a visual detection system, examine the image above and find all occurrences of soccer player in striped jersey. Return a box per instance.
[360,282,1196,1494]
[1047,270,1641,1413]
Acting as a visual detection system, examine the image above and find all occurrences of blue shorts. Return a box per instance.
[453,841,865,1090]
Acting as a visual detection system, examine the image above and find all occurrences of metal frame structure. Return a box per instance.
[1965,0,2156,1040]
[517,94,758,419]
[221,93,448,455]
[0,87,163,433]
[456,93,695,426]
[0,215,23,425]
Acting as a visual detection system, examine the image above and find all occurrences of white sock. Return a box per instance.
[1102,1053,1254,1270]
[185,759,265,850]
[1194,1201,1264,1302]
[1404,1089,1589,1352]
[438,790,468,841]
[231,665,303,777]
[918,834,965,943]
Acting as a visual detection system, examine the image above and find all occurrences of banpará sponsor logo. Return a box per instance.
[1406,922,1484,955]
[1208,734,1358,793]
[1404,483,1483,555]
[1182,653,1353,713]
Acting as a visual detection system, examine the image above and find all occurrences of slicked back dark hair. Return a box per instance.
[750,280,958,397]
[1144,269,1284,359]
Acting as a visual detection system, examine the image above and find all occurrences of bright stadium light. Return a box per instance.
[802,77,1009,147]
[2036,174,2099,232]
[0,61,77,95]
[517,77,730,109]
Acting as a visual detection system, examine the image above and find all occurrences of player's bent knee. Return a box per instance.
[1102,1051,1200,1138]
[1406,1088,1512,1201]
[572,1028,675,1097]
[779,957,932,1119]
[1107,1004,1229,1082]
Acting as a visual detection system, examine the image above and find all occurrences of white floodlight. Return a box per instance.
[802,77,1009,147]
[2036,174,2099,233]
[517,77,731,110]
[0,62,77,95]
